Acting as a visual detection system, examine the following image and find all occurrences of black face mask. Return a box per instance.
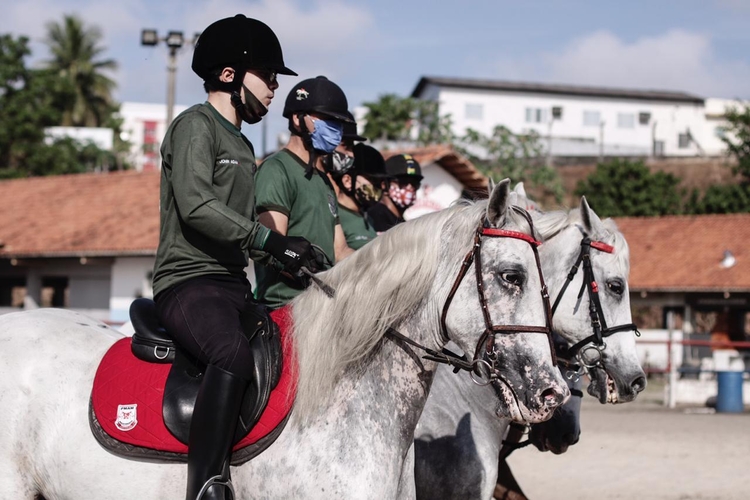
[230,84,268,124]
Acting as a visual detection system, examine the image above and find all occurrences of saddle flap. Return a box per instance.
[130,298,176,363]
[162,305,283,445]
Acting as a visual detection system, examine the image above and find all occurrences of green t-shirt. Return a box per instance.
[339,205,377,250]
[152,103,269,297]
[254,149,339,309]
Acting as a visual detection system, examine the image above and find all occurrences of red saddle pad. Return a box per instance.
[91,307,295,454]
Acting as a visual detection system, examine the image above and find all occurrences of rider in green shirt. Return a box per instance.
[151,15,320,500]
[328,142,387,250]
[254,76,355,309]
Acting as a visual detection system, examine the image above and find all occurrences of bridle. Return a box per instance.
[549,229,640,373]
[304,207,558,386]
[434,207,557,386]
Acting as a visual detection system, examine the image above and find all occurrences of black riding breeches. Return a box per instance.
[155,275,254,381]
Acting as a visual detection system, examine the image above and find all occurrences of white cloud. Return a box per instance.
[495,29,750,99]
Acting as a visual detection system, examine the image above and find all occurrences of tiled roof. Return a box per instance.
[2,171,748,293]
[0,171,160,257]
[381,144,489,191]
[615,214,750,292]
[411,76,705,104]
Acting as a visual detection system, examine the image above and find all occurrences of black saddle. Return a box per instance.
[128,298,282,445]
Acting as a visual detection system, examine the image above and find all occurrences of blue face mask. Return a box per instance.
[310,118,343,153]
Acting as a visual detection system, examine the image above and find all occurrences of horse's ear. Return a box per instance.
[513,182,527,198]
[580,196,605,235]
[487,177,497,198]
[487,178,511,227]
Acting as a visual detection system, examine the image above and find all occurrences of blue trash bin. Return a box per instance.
[716,371,744,413]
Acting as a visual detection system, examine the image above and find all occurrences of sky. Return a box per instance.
[3,0,750,153]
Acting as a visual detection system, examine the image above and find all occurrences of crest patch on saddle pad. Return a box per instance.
[115,404,138,431]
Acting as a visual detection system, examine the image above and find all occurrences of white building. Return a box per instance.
[411,77,723,159]
[118,102,189,172]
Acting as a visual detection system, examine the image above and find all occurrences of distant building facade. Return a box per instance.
[118,102,189,172]
[411,77,740,159]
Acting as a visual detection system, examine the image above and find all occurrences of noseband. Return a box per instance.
[435,208,557,385]
[550,231,640,371]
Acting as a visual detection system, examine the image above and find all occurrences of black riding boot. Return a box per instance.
[186,364,248,500]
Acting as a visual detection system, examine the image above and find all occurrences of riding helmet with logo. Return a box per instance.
[283,76,354,123]
[192,14,297,80]
[385,154,423,181]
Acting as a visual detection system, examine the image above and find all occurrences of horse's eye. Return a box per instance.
[606,279,624,295]
[501,271,524,287]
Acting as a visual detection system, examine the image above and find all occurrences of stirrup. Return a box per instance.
[195,475,235,500]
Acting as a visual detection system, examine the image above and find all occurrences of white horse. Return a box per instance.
[0,180,569,500]
[413,193,646,500]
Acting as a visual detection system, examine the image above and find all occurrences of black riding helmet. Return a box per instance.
[351,143,386,179]
[283,76,354,123]
[192,15,296,79]
[192,15,296,124]
[342,111,367,142]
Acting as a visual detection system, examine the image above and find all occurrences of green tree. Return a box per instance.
[575,159,685,217]
[690,184,750,214]
[44,14,118,127]
[0,33,117,178]
[460,125,564,204]
[362,94,453,145]
[721,104,750,181]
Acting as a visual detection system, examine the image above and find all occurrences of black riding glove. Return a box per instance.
[263,230,316,275]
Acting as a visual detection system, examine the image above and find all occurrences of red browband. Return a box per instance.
[590,241,615,254]
[481,228,541,247]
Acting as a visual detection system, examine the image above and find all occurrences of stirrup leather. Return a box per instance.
[195,474,235,500]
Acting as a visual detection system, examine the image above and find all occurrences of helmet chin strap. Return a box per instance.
[230,84,267,125]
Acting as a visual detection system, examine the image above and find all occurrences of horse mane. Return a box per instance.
[289,200,531,422]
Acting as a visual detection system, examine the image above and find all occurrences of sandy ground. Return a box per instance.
[507,380,750,500]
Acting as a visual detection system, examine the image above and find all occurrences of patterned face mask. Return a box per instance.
[326,151,355,175]
[389,182,417,209]
[354,183,382,209]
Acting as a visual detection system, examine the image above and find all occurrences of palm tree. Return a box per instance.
[44,14,118,127]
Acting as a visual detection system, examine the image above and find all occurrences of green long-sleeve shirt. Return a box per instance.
[152,103,270,297]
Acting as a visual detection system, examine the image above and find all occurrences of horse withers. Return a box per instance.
[0,179,568,500]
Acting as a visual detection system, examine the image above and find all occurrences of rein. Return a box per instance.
[549,232,640,370]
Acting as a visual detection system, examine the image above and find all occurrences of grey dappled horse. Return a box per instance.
[413,192,646,500]
[0,180,569,500]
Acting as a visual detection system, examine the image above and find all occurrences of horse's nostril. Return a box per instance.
[631,376,647,393]
[541,387,564,407]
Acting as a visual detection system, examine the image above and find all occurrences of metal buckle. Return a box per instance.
[153,345,171,360]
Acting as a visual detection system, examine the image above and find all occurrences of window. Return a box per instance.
[617,113,635,128]
[714,126,726,139]
[678,133,691,149]
[465,103,483,120]
[583,110,600,127]
[41,277,68,308]
[552,106,563,120]
[653,140,665,156]
[0,277,25,307]
[639,112,651,125]
[525,108,548,123]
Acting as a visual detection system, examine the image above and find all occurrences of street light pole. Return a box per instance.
[141,29,198,127]
[166,46,178,125]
